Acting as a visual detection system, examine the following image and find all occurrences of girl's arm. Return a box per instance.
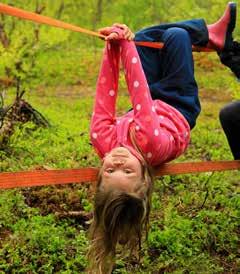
[98,26,155,123]
[90,30,122,157]
[120,39,159,132]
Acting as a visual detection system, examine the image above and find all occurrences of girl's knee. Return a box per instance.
[163,28,191,49]
[164,27,189,40]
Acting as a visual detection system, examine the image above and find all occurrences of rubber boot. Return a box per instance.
[207,2,237,51]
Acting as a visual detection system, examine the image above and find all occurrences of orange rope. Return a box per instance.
[1,161,240,189]
[135,41,214,52]
[0,3,105,39]
[0,3,214,52]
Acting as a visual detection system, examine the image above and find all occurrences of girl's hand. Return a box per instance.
[112,23,135,40]
[98,24,135,41]
[98,27,119,40]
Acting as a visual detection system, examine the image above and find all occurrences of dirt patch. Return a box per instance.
[200,88,233,103]
[36,84,96,98]
[21,184,94,227]
[0,229,11,248]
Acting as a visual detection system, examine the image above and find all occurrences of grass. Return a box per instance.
[0,49,240,273]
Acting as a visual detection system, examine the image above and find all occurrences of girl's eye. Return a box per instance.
[106,168,114,173]
[124,169,132,174]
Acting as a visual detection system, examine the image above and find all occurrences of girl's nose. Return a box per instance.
[113,159,125,166]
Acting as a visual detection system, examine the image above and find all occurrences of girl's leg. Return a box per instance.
[137,27,200,129]
[219,101,240,160]
[135,2,236,50]
[135,19,208,47]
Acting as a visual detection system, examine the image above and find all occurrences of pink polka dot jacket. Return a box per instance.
[90,29,190,167]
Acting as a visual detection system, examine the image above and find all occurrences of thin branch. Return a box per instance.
[34,0,46,42]
[55,210,92,219]
[200,172,215,209]
[0,15,10,48]
[56,1,65,19]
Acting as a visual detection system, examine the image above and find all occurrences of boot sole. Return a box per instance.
[225,2,237,50]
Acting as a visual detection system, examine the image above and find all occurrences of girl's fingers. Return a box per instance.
[125,30,135,40]
[113,23,128,30]
[98,27,112,36]
[112,23,128,34]
[98,27,119,40]
[105,32,119,40]
[112,23,135,40]
[98,24,135,41]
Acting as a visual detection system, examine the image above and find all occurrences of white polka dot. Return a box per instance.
[152,106,155,112]
[159,115,164,120]
[128,118,133,123]
[170,136,174,141]
[92,133,98,139]
[117,120,120,125]
[147,152,152,158]
[154,129,159,136]
[133,81,139,88]
[135,125,140,131]
[109,90,115,96]
[132,57,138,64]
[136,104,141,111]
[108,44,111,50]
[169,113,173,116]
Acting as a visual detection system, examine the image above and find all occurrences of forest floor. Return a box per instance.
[0,52,240,273]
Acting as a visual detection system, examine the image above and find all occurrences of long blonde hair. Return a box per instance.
[88,164,153,273]
[88,127,154,273]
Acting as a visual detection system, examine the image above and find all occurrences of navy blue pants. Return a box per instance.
[135,19,209,129]
[219,101,240,160]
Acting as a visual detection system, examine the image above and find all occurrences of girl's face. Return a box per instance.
[101,147,142,192]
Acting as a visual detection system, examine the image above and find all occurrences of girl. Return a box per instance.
[88,2,237,272]
[88,28,190,273]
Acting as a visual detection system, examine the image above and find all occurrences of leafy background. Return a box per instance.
[0,0,239,273]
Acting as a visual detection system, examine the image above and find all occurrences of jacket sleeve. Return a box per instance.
[119,40,160,144]
[90,31,122,157]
